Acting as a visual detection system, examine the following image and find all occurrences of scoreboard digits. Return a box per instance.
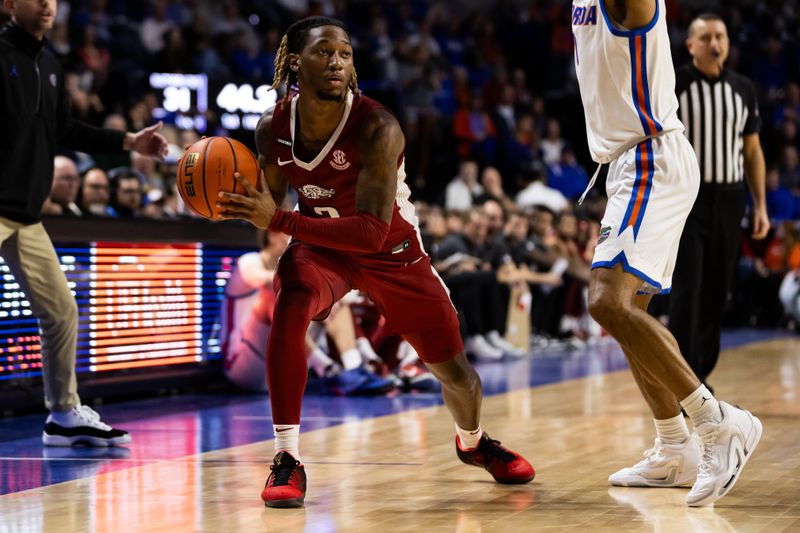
[149,72,278,133]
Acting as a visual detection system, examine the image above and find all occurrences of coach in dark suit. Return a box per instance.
[0,0,167,445]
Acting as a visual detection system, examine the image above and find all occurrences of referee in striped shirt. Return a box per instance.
[668,13,770,389]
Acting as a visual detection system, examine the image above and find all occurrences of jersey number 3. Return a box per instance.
[313,206,341,218]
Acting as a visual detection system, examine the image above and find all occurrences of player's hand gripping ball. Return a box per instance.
[176,136,260,219]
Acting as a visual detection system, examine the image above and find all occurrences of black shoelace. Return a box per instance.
[481,438,517,464]
[270,460,299,486]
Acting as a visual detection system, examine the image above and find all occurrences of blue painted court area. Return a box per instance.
[0,330,790,495]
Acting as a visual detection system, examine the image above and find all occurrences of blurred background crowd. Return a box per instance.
[2,0,799,344]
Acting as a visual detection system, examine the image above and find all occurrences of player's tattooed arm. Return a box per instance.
[354,109,405,224]
[255,108,289,209]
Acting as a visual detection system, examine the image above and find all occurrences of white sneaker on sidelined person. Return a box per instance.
[43,404,131,447]
[608,436,700,488]
[486,330,526,358]
[465,334,504,360]
[686,401,763,507]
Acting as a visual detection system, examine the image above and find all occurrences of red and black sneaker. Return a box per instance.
[456,433,535,484]
[261,451,307,508]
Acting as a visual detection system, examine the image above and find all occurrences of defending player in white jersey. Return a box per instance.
[572,0,762,506]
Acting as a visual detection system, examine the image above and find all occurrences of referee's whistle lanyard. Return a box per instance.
[578,163,604,205]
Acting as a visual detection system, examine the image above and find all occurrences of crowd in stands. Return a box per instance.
[2,0,799,341]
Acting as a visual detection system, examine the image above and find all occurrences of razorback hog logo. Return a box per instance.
[299,184,335,200]
[329,149,351,170]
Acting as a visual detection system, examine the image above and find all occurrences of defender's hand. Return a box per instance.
[216,170,276,229]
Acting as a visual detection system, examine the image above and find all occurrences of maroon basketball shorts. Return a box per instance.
[274,242,463,363]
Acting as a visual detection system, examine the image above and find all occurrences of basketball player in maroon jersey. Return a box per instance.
[216,16,534,508]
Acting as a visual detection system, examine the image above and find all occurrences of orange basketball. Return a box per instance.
[176,136,260,220]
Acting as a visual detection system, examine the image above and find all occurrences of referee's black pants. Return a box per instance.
[668,185,746,384]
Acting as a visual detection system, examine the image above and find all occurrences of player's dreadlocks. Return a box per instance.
[271,16,361,108]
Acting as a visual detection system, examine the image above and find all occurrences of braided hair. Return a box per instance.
[271,16,361,107]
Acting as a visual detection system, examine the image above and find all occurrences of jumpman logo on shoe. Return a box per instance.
[701,397,711,405]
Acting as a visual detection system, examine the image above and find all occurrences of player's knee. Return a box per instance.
[275,281,321,321]
[588,286,625,331]
[278,280,318,299]
[461,366,482,395]
[438,360,480,394]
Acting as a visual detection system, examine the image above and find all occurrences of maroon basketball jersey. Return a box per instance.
[265,92,424,262]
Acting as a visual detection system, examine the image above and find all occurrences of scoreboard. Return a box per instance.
[149,72,278,133]
[0,242,252,383]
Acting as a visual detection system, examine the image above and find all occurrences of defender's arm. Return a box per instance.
[603,0,657,30]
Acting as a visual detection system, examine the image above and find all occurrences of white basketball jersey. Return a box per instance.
[572,0,683,163]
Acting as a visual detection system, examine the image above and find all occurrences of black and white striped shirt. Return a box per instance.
[675,64,761,186]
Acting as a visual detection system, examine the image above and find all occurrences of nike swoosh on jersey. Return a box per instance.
[277,158,293,166]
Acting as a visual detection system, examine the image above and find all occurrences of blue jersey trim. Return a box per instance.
[592,251,668,293]
[628,34,663,136]
[637,35,663,134]
[598,0,660,37]
[619,142,644,235]
[618,139,654,240]
[632,139,655,237]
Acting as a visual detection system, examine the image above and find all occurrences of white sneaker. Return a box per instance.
[465,334,504,360]
[686,401,762,507]
[486,330,526,358]
[43,405,132,447]
[608,436,700,487]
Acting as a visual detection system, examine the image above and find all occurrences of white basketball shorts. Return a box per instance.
[592,131,700,294]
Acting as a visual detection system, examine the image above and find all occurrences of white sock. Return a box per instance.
[653,413,690,444]
[455,424,484,450]
[308,347,335,377]
[274,424,301,462]
[49,406,79,426]
[680,384,722,424]
[340,348,362,370]
[356,337,381,362]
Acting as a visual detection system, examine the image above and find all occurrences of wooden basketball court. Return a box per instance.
[1,336,798,532]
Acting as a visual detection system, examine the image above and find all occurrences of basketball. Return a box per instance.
[176,136,260,219]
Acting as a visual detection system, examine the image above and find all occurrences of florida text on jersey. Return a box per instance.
[571,0,683,164]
